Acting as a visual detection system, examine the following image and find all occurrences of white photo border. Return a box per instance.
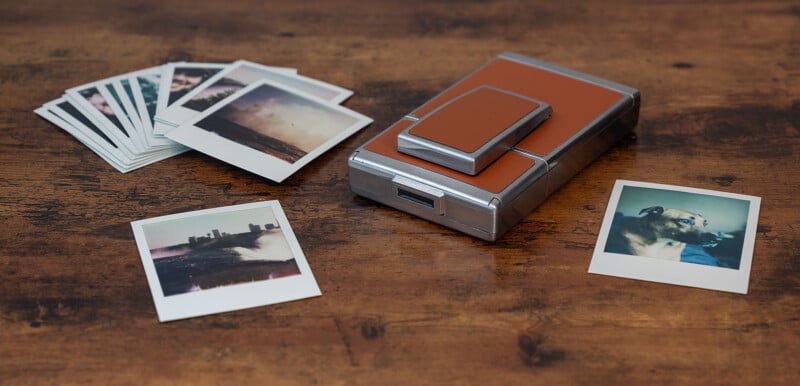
[131,200,321,322]
[588,179,761,294]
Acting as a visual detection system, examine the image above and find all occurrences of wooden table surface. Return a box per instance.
[1,1,798,384]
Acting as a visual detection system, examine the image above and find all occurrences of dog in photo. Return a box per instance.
[605,206,726,265]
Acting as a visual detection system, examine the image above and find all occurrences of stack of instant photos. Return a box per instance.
[36,60,372,181]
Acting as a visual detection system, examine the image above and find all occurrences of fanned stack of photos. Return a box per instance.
[35,64,191,173]
[36,60,373,180]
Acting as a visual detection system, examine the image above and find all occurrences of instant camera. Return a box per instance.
[348,52,640,241]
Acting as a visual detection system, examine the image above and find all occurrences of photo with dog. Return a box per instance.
[603,186,750,269]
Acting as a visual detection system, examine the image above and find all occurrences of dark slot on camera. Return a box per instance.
[397,188,435,208]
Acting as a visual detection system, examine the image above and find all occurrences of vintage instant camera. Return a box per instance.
[348,52,640,241]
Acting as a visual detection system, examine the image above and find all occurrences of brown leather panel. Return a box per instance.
[412,58,625,156]
[361,56,624,193]
[364,118,536,193]
[408,87,541,153]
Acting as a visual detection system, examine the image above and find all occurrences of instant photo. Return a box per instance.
[153,62,228,135]
[131,201,321,322]
[166,79,372,182]
[65,83,141,153]
[112,76,145,136]
[157,60,342,129]
[131,69,161,131]
[589,180,761,294]
[112,66,176,148]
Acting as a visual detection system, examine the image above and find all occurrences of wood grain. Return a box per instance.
[1,1,798,385]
